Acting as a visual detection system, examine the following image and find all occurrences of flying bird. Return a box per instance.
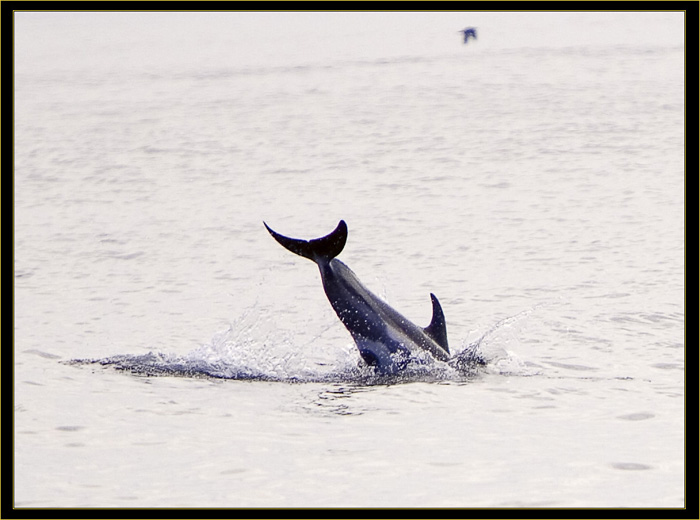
[460,27,477,44]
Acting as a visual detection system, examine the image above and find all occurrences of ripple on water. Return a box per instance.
[611,462,653,471]
[617,412,655,421]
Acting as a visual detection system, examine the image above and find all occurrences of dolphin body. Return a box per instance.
[264,220,451,374]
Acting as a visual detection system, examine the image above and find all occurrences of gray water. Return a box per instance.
[14,11,685,508]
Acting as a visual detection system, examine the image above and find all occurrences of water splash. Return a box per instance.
[67,305,543,384]
[451,303,546,377]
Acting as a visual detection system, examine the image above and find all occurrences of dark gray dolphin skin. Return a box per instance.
[264,220,451,374]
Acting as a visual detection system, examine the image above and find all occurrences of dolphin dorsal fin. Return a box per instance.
[424,293,449,354]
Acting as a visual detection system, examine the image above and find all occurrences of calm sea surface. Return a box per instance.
[14,11,685,508]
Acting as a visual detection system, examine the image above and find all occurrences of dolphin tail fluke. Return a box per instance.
[425,293,449,354]
[264,220,348,263]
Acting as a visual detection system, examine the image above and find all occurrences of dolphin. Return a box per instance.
[264,220,451,374]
